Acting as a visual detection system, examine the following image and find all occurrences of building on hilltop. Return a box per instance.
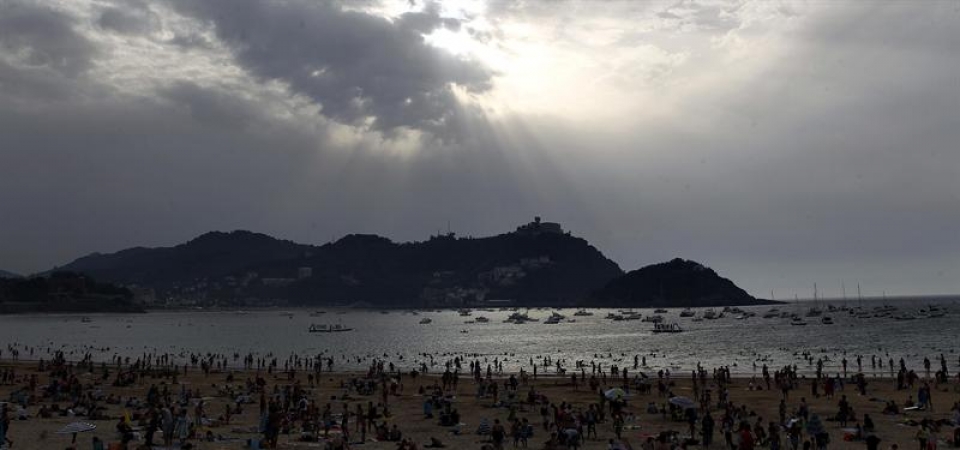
[515,216,564,236]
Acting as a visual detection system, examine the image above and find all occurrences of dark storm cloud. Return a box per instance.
[0,1,956,297]
[0,1,99,76]
[168,0,493,137]
[159,81,260,129]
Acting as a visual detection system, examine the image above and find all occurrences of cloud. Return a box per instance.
[0,1,100,76]
[97,2,161,35]
[167,0,494,138]
[0,0,956,298]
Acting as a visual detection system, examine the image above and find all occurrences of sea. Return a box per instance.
[2,296,958,376]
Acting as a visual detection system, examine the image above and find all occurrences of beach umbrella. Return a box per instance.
[605,388,626,400]
[57,422,97,434]
[668,396,697,410]
[57,422,97,444]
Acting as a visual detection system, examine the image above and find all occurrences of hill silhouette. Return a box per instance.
[589,258,776,307]
[55,220,624,307]
[0,272,142,313]
[51,221,768,308]
[0,269,20,279]
[56,230,311,287]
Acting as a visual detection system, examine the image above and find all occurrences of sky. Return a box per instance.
[0,0,958,298]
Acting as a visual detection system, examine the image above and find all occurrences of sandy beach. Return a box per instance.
[1,356,958,450]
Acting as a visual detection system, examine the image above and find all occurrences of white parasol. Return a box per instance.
[57,422,97,434]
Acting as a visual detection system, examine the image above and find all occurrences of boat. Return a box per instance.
[549,311,567,320]
[642,314,664,323]
[308,324,354,333]
[654,308,669,314]
[724,306,746,315]
[573,309,594,316]
[820,316,834,325]
[504,312,538,324]
[419,318,432,324]
[308,311,327,317]
[790,316,807,326]
[457,308,472,317]
[475,316,490,323]
[702,309,718,320]
[81,316,92,323]
[805,283,824,317]
[544,316,562,324]
[652,322,683,333]
[679,308,695,318]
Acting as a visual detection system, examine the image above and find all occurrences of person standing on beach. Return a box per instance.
[739,422,756,450]
[769,422,782,450]
[865,434,881,450]
[788,420,801,450]
[161,405,174,448]
[838,396,851,427]
[492,418,506,450]
[144,407,158,447]
[0,406,12,449]
[702,412,715,448]
[917,425,930,450]
[174,408,191,448]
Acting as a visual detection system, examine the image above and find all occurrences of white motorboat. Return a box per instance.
[652,322,683,333]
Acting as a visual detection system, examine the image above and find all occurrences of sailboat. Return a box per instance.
[854,284,872,318]
[791,294,807,325]
[806,284,823,317]
[817,283,835,324]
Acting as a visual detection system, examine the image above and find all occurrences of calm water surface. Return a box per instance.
[2,297,958,375]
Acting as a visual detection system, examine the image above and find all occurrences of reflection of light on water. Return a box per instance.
[2,298,957,374]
